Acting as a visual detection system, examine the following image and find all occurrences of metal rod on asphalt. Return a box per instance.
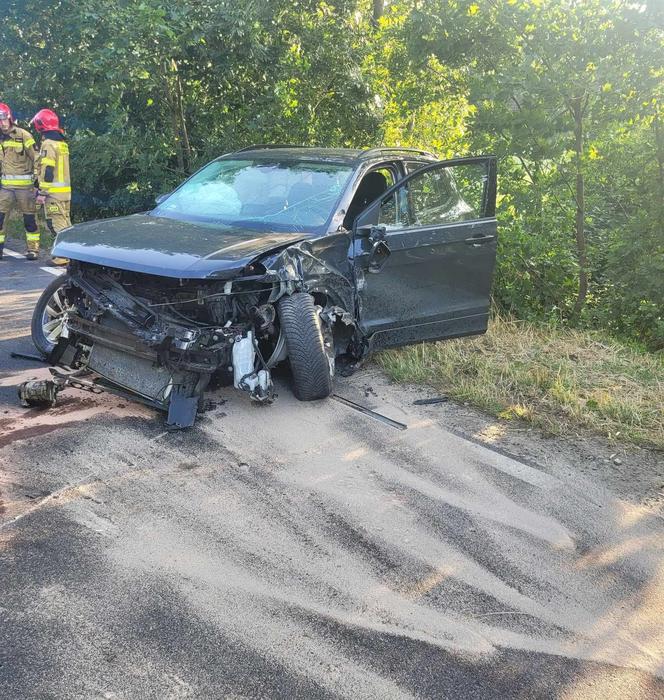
[331,394,408,430]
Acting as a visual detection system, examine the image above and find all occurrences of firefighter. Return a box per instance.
[31,108,71,265]
[0,102,40,260]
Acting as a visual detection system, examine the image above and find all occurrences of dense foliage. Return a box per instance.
[2,0,662,347]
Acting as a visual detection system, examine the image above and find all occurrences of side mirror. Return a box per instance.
[355,225,373,239]
[368,240,391,273]
[369,225,387,242]
[155,192,171,205]
[355,224,386,240]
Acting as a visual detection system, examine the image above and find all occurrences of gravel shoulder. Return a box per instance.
[362,367,664,517]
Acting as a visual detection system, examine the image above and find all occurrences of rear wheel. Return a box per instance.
[31,274,71,357]
[277,292,334,401]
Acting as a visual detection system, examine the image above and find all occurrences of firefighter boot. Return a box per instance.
[25,213,40,260]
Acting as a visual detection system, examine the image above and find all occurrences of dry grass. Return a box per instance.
[377,315,664,449]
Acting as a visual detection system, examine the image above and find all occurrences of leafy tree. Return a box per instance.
[1,0,661,347]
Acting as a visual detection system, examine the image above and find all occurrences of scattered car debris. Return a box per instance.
[17,367,106,409]
[331,394,407,431]
[413,396,449,405]
[17,378,64,407]
[10,351,48,363]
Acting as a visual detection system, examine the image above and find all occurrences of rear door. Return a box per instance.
[352,156,497,350]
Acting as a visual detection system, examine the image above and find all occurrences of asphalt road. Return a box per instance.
[1,248,663,699]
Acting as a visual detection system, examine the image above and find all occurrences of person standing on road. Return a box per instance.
[30,108,71,266]
[0,102,40,261]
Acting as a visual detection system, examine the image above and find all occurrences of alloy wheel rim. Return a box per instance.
[41,287,69,346]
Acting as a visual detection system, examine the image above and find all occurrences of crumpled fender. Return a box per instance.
[258,233,356,313]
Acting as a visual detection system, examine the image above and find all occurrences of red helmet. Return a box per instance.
[30,108,63,133]
[0,102,13,123]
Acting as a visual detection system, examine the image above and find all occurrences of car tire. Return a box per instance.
[31,274,70,357]
[278,292,334,401]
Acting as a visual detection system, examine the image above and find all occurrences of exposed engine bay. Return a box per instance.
[46,260,333,428]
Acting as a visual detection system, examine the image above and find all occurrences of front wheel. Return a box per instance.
[31,273,71,357]
[277,293,334,401]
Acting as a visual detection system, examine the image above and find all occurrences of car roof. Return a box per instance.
[221,145,438,166]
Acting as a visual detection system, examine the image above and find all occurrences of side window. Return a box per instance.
[404,161,427,175]
[407,163,488,227]
[345,165,396,230]
[378,188,410,229]
[372,166,407,229]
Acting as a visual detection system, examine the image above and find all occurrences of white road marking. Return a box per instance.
[4,248,65,277]
[40,266,65,276]
[2,247,25,259]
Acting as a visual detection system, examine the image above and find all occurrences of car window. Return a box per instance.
[370,167,406,229]
[152,159,353,233]
[373,167,395,186]
[378,187,410,229]
[404,161,428,175]
[343,165,396,230]
[401,163,488,228]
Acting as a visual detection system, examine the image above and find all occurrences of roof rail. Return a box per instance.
[360,147,437,159]
[233,144,302,153]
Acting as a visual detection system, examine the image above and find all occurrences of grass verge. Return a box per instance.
[377,315,664,449]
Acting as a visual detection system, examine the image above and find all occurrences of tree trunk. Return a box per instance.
[161,61,185,173]
[372,0,384,26]
[172,59,192,172]
[570,94,589,320]
[160,59,192,174]
[653,114,664,225]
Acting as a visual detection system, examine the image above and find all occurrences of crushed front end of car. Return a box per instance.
[52,260,286,428]
[32,149,380,425]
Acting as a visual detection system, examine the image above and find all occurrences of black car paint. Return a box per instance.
[352,156,498,350]
[46,148,497,425]
[53,214,313,279]
[54,152,497,347]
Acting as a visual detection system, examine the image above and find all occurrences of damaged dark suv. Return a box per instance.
[32,146,497,427]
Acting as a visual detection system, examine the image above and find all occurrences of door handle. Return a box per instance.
[465,234,495,246]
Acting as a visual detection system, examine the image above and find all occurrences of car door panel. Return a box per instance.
[352,156,497,349]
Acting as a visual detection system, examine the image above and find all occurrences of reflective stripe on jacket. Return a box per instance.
[36,139,71,201]
[1,173,33,187]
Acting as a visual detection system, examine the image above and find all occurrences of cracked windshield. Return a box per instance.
[153,159,352,232]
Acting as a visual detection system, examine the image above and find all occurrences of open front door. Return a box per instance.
[352,156,497,351]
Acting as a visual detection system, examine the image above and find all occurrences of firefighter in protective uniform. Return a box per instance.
[31,109,71,265]
[0,102,40,260]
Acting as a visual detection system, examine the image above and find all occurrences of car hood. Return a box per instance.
[52,213,312,279]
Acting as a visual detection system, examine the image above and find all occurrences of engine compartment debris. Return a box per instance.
[28,253,355,428]
[17,379,63,408]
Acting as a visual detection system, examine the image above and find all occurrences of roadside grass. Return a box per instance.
[377,315,664,449]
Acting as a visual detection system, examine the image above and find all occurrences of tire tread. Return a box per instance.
[278,293,332,401]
